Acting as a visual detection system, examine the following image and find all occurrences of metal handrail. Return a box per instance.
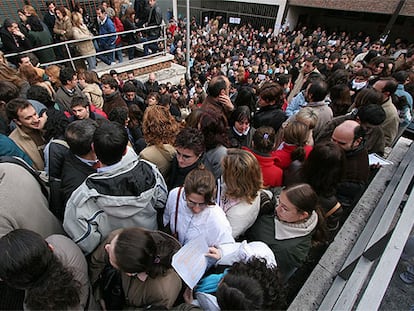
[4,23,167,70]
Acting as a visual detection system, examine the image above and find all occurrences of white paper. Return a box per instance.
[368,153,393,166]
[172,236,209,289]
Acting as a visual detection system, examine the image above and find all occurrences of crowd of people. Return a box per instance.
[0,0,163,69]
[0,0,414,309]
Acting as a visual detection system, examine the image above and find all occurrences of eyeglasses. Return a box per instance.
[186,199,208,209]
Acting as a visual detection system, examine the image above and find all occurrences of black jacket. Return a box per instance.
[60,152,97,204]
[253,105,287,132]
[0,26,32,65]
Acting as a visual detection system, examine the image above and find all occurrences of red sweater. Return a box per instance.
[243,147,283,188]
[271,143,313,169]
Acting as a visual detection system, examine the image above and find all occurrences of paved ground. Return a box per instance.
[380,228,414,311]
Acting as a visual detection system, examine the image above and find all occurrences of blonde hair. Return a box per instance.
[71,11,82,27]
[23,5,38,16]
[222,148,263,203]
[295,107,318,130]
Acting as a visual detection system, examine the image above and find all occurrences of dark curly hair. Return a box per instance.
[0,229,81,310]
[43,108,70,142]
[216,257,286,310]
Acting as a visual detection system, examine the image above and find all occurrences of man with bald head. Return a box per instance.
[332,120,370,212]
[202,75,234,118]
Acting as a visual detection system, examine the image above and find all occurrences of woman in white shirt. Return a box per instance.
[164,167,234,247]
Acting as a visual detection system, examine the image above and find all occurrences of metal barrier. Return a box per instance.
[4,22,168,70]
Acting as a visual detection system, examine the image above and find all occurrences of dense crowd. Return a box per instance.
[0,0,414,310]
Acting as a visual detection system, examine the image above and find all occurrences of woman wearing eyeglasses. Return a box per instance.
[246,183,328,280]
[89,227,182,309]
[164,167,234,247]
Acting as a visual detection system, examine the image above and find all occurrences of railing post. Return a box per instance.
[64,42,76,71]
[163,23,167,56]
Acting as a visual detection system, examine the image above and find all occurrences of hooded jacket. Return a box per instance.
[243,147,283,188]
[82,83,104,109]
[63,158,168,254]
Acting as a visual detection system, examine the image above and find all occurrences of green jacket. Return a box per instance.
[247,214,312,276]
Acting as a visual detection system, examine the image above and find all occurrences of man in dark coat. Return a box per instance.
[60,119,98,205]
[0,18,32,66]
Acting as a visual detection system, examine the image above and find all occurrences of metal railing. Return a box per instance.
[4,22,168,71]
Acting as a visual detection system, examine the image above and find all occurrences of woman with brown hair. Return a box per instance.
[0,63,30,97]
[78,71,104,109]
[53,6,72,41]
[19,64,55,100]
[272,120,313,170]
[164,167,234,247]
[53,6,72,60]
[140,105,180,181]
[90,227,182,309]
[45,64,62,90]
[247,183,328,278]
[121,7,139,60]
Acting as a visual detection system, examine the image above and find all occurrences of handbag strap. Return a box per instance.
[325,202,341,218]
[174,187,182,236]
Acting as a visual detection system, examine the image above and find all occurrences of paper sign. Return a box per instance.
[368,153,393,166]
[172,236,209,289]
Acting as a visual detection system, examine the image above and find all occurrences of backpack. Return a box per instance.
[0,156,49,199]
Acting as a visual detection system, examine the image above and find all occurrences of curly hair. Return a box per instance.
[142,105,179,145]
[174,127,205,156]
[43,108,70,142]
[216,257,286,310]
[0,229,81,310]
[222,148,262,203]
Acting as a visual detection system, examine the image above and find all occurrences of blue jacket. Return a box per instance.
[98,16,116,49]
[0,134,33,166]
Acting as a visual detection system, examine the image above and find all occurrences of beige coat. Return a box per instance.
[82,83,104,109]
[139,144,176,181]
[53,15,73,40]
[9,126,45,170]
[89,229,182,309]
[72,25,96,56]
[0,163,64,238]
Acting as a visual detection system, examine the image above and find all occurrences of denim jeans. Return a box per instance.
[115,43,123,63]
[97,41,115,65]
[85,55,96,70]
[143,36,159,56]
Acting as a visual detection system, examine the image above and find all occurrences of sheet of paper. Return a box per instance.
[368,153,393,166]
[172,236,209,289]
